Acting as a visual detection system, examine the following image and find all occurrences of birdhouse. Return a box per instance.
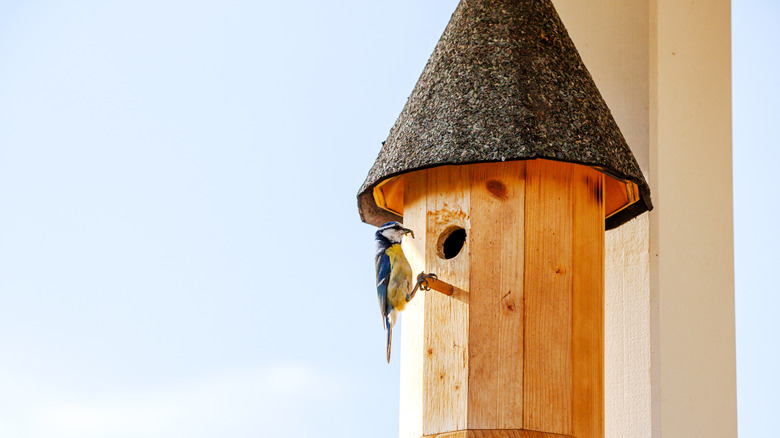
[358,1,652,438]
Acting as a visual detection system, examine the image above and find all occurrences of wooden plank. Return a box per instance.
[467,163,503,428]
[377,176,405,216]
[603,175,639,219]
[399,172,426,438]
[424,429,574,438]
[522,160,574,435]
[571,167,605,438]
[468,161,525,429]
[423,165,470,434]
[495,163,526,428]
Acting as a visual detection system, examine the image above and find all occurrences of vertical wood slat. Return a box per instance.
[495,164,526,428]
[523,160,574,435]
[468,162,526,429]
[423,166,470,434]
[400,173,428,438]
[571,167,605,438]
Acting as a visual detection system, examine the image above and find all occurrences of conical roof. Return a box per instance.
[357,0,652,230]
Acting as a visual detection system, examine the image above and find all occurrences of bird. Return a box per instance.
[375,221,415,363]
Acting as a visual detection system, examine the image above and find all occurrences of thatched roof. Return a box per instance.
[357,0,652,230]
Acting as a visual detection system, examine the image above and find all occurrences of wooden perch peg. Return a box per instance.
[415,272,469,304]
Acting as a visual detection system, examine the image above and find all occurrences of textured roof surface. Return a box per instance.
[358,0,652,230]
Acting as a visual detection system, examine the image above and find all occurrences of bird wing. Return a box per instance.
[376,251,391,325]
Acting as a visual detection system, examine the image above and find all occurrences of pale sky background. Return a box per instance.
[0,1,776,437]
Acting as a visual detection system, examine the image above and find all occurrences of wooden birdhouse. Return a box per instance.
[358,1,652,438]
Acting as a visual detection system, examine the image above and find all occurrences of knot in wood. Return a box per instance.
[485,179,508,200]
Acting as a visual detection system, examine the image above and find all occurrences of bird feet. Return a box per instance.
[415,272,438,291]
[407,272,437,302]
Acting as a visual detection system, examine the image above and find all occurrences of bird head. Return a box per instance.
[376,221,414,244]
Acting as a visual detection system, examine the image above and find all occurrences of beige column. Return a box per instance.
[649,0,737,436]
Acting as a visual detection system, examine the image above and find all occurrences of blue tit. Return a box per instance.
[375,221,416,363]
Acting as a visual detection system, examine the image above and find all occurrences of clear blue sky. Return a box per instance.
[733,1,780,436]
[0,1,775,437]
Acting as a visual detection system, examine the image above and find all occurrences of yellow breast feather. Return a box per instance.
[385,244,413,311]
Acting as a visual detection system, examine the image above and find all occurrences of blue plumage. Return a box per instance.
[376,251,391,324]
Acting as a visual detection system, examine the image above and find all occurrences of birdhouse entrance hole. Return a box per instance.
[436,226,466,260]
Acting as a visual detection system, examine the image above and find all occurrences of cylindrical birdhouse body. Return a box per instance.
[396,160,604,438]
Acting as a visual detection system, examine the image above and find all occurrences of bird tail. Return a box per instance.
[385,319,393,363]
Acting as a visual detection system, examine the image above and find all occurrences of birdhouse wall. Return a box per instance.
[399,159,605,438]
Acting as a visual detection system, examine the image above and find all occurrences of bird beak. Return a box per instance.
[403,228,415,239]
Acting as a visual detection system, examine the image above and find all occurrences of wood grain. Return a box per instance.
[399,172,427,438]
[468,162,526,429]
[374,158,635,221]
[571,167,605,438]
[603,174,639,219]
[522,160,574,435]
[423,165,470,434]
[372,175,406,216]
[424,429,574,438]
